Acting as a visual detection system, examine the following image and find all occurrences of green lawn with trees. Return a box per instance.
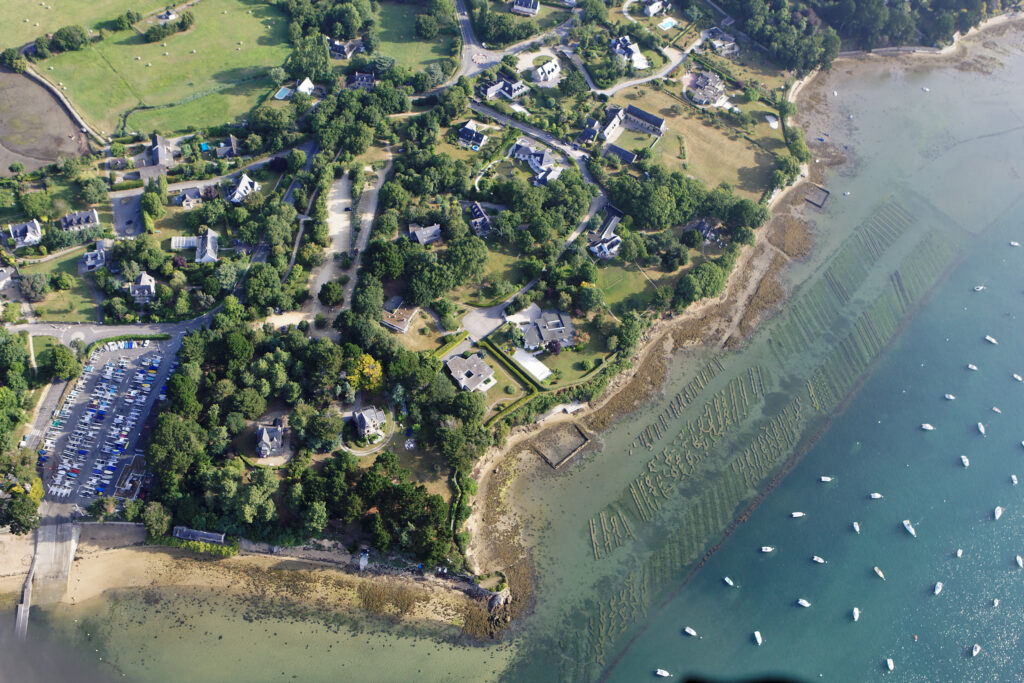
[20,247,98,322]
[2,0,166,47]
[376,1,458,74]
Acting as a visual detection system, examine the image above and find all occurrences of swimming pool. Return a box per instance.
[658,17,678,30]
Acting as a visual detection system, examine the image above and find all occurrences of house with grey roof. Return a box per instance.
[59,208,101,232]
[354,406,386,440]
[446,354,496,392]
[151,133,175,168]
[511,0,540,15]
[82,239,112,271]
[690,71,726,106]
[610,36,649,70]
[511,139,564,186]
[229,173,261,203]
[195,227,219,264]
[255,418,286,458]
[346,72,376,91]
[380,296,419,334]
[588,205,624,259]
[128,271,156,304]
[624,104,666,135]
[521,309,575,350]
[410,223,442,245]
[604,144,637,165]
[478,80,505,100]
[215,134,240,159]
[178,187,203,211]
[458,120,488,148]
[469,202,492,237]
[7,219,42,249]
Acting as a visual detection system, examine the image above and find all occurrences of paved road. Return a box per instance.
[341,148,393,311]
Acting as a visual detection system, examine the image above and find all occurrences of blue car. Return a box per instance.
[78,449,88,455]
[67,472,78,479]
[92,469,103,475]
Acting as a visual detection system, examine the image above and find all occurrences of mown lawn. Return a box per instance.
[20,246,98,322]
[2,0,167,47]
[399,310,445,353]
[377,2,458,73]
[449,244,526,307]
[41,0,291,134]
[152,207,193,253]
[595,260,658,314]
[31,334,60,367]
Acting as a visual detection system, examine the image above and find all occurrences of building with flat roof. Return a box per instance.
[173,526,226,544]
[446,354,496,392]
[381,296,420,333]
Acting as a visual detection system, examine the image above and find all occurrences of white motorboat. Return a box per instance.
[869,492,883,499]
[944,393,956,400]
[820,475,833,482]
[1012,475,1018,486]
[796,598,811,607]
[761,546,775,553]
[1017,555,1023,569]
[887,658,895,671]
[968,364,978,371]
[1013,373,1022,382]
[753,631,763,646]
[903,520,917,537]
[921,423,935,431]
[978,422,986,436]
[1011,241,1020,247]
[853,522,861,534]
[934,582,943,595]
[985,335,998,345]
[812,555,826,564]
[992,598,1000,607]
[922,86,930,92]
[655,669,673,678]
[961,455,970,468]
[973,285,985,292]
[972,644,981,657]
[994,506,1004,520]
[723,576,735,587]
[791,512,806,518]
[874,566,886,580]
[957,548,963,558]
[683,626,698,637]
[852,607,861,622]
[993,406,1002,414]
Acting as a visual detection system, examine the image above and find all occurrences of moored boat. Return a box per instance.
[753,631,762,646]
[1012,475,1018,486]
[961,455,970,468]
[903,520,917,537]
[874,566,886,580]
[968,364,978,371]
[985,335,998,345]
[973,285,985,291]
[723,576,735,587]
[812,555,826,564]
[683,626,698,637]
[852,607,861,622]
[791,511,805,518]
[944,393,956,400]
[934,582,943,595]
[993,406,1002,414]
[972,644,981,657]
[820,475,833,482]
[760,546,775,553]
[994,506,1004,520]
[1013,373,1022,382]
[796,598,811,607]
[978,422,986,436]
[853,522,861,534]
[655,668,673,677]
[1010,241,1020,247]
[886,658,894,671]
[992,598,1000,607]
[1017,555,1023,569]
[921,423,935,431]
[956,548,963,558]
[869,492,883,499]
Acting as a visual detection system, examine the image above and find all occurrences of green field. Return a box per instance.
[377,2,458,73]
[1,0,167,47]
[20,246,98,322]
[595,261,658,314]
[41,0,291,135]
[31,334,60,367]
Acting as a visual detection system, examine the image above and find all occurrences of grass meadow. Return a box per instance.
[376,2,459,73]
[2,0,166,47]
[21,246,97,322]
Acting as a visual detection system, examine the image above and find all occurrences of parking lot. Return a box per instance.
[37,339,178,508]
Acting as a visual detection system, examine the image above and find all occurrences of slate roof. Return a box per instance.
[59,209,101,231]
[625,104,665,130]
[523,309,575,349]
[446,355,495,391]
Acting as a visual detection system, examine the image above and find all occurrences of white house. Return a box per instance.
[610,36,650,70]
[643,0,664,16]
[7,219,42,249]
[511,0,540,15]
[229,173,261,203]
[533,59,561,82]
[295,77,315,96]
[195,228,219,264]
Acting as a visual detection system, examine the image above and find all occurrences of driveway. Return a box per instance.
[462,300,514,341]
[306,174,353,321]
[341,148,393,311]
[111,193,142,238]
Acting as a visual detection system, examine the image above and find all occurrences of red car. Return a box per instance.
[69,468,80,474]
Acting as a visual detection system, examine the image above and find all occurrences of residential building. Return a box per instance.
[229,173,261,203]
[643,0,664,15]
[7,219,42,249]
[610,36,649,70]
[151,133,174,168]
[577,107,625,146]
[195,228,219,264]
[255,418,285,458]
[478,80,505,100]
[604,143,637,165]
[587,205,623,259]
[500,79,530,100]
[215,134,240,159]
[624,104,666,135]
[295,77,315,96]
[409,223,442,245]
[0,267,13,290]
[575,119,599,146]
[128,271,156,304]
[346,72,376,91]
[511,139,564,185]
[59,209,101,232]
[446,355,496,392]
[178,187,203,210]
[469,202,492,237]
[81,239,112,271]
[457,120,488,148]
[158,9,178,21]
[706,27,739,55]
[354,406,386,440]
[511,0,540,16]
[533,59,561,82]
[522,309,576,350]
[380,296,420,334]
[690,71,725,105]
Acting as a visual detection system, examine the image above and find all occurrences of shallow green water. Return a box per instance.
[26,24,1024,683]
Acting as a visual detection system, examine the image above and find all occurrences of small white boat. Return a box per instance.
[760,546,775,553]
[683,626,698,637]
[853,522,861,534]
[796,598,811,607]
[820,475,833,482]
[812,555,826,564]
[968,364,978,371]
[922,86,930,92]
[843,191,851,196]
[1012,475,1018,486]
[874,566,886,580]
[957,548,963,558]
[961,455,970,468]
[833,90,838,97]
[934,582,943,595]
[723,576,735,587]
[972,644,981,657]
[978,422,986,436]
[791,512,806,518]
[869,492,883,499]
[992,598,1000,607]
[753,631,763,646]
[655,669,673,678]
[886,658,895,671]
[1011,241,1020,247]
[903,520,917,537]
[852,607,861,622]
[1017,555,1023,569]
[985,335,998,345]
[973,285,985,292]
[944,393,956,400]
[1013,373,1022,382]
[993,406,1002,414]
[921,423,935,431]
[994,506,1004,520]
